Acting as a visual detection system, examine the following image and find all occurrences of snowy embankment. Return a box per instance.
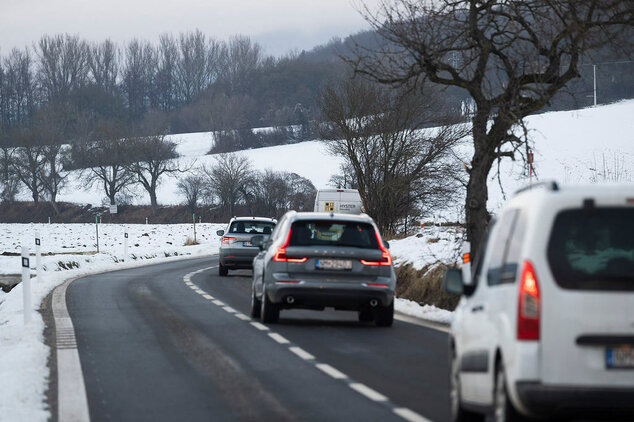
[0,222,223,422]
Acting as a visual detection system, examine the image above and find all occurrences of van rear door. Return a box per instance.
[539,205,634,387]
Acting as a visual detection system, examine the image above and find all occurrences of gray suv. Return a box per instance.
[250,211,396,326]
[217,217,276,276]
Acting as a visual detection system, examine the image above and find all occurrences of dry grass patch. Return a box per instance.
[395,263,460,311]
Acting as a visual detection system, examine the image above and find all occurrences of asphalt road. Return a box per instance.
[66,256,451,422]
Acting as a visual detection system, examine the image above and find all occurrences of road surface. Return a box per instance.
[65,256,451,422]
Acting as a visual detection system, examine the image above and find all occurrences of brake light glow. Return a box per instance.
[366,283,388,287]
[360,231,392,266]
[517,261,540,341]
[272,229,308,263]
[221,236,236,245]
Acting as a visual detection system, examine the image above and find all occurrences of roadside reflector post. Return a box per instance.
[21,247,31,324]
[124,231,128,261]
[193,213,197,244]
[35,232,42,282]
[95,216,100,253]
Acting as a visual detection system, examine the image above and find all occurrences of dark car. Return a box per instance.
[217,217,276,276]
[250,211,396,326]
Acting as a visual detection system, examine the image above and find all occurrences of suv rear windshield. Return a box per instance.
[228,220,275,235]
[547,208,634,290]
[289,220,379,249]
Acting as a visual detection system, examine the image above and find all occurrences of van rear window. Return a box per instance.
[547,208,634,290]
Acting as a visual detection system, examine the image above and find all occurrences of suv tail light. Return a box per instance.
[272,229,307,263]
[360,231,392,266]
[517,260,540,340]
[221,236,236,245]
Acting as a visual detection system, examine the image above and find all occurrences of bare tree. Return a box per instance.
[1,48,37,127]
[36,34,89,102]
[79,119,135,206]
[87,39,119,96]
[125,122,180,208]
[204,153,252,218]
[155,34,179,112]
[321,78,466,233]
[177,172,205,213]
[10,128,47,202]
[220,36,265,95]
[328,162,359,189]
[353,0,633,255]
[122,39,157,120]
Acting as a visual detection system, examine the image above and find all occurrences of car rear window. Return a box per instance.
[547,208,634,290]
[228,220,275,234]
[288,220,379,249]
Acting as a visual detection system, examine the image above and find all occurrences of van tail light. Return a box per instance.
[272,228,308,263]
[360,231,392,266]
[517,260,540,341]
[221,236,236,245]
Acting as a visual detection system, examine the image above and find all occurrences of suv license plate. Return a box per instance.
[316,259,352,270]
[606,346,634,369]
[243,241,253,247]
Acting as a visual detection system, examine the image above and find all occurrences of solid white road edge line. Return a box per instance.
[394,312,450,333]
[52,277,91,422]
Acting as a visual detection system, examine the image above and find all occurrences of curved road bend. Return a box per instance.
[65,256,451,422]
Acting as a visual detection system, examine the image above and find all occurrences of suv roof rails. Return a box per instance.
[514,180,559,196]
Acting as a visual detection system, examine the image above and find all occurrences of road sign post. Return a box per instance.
[21,247,31,324]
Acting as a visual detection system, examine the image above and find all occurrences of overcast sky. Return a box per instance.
[0,0,383,56]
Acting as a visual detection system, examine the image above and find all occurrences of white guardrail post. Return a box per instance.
[21,246,31,324]
[35,231,42,282]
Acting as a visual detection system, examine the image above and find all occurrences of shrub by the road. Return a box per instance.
[395,263,460,311]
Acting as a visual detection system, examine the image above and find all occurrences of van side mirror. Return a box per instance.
[383,241,390,249]
[251,235,264,250]
[216,229,225,236]
[442,268,464,295]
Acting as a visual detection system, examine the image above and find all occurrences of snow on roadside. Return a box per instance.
[395,298,454,325]
[0,223,223,422]
[389,225,463,271]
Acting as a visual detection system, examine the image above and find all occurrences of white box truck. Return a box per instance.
[313,189,363,214]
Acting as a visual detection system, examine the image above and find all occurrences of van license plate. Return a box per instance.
[316,259,352,270]
[606,346,634,369]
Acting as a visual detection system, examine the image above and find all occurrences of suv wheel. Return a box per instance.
[260,286,279,323]
[375,301,394,327]
[450,348,485,422]
[219,264,228,276]
[250,287,261,318]
[493,360,527,422]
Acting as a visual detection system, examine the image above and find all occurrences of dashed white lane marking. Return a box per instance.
[268,333,290,344]
[394,408,433,422]
[183,265,434,422]
[250,321,269,331]
[289,346,315,361]
[234,313,251,321]
[350,383,389,402]
[315,363,347,380]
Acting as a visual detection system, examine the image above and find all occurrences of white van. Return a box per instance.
[444,181,634,421]
[313,189,363,214]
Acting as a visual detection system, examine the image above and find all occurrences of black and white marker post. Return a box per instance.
[35,232,42,282]
[124,231,129,262]
[21,246,31,324]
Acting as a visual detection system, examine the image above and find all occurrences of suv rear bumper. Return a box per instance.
[269,285,394,310]
[516,381,634,418]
